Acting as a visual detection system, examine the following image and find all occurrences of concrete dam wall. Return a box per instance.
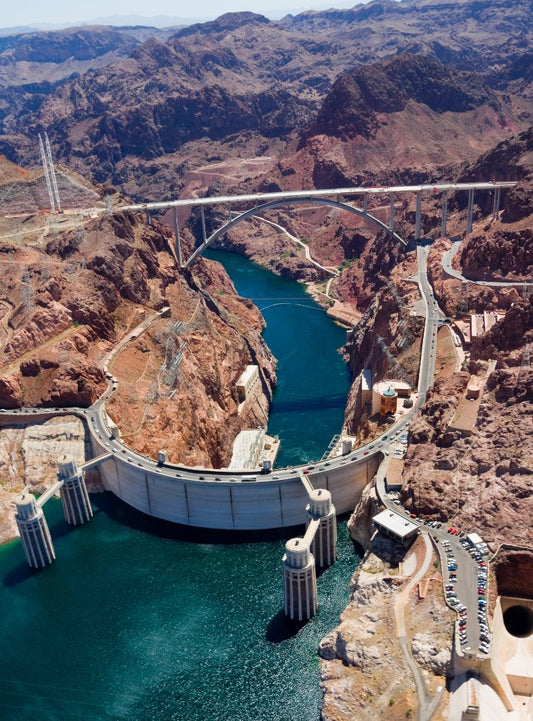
[93,438,380,530]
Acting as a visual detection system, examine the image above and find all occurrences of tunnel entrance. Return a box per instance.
[503,604,533,638]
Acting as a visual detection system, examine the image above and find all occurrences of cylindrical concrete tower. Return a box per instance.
[306,489,337,568]
[58,457,93,526]
[380,385,397,417]
[282,538,317,621]
[15,493,55,568]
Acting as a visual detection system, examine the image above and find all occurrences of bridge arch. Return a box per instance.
[185,197,407,267]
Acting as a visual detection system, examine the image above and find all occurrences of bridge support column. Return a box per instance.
[58,457,93,526]
[146,211,151,226]
[415,191,422,241]
[283,538,317,621]
[173,208,183,268]
[306,489,337,568]
[363,194,368,213]
[389,193,395,234]
[466,188,475,235]
[492,187,501,220]
[441,190,448,238]
[200,206,207,244]
[15,492,55,568]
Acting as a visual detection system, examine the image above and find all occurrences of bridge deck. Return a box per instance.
[117,182,516,213]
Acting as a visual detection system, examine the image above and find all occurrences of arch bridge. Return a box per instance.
[116,181,516,268]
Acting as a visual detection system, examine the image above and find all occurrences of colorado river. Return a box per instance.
[205,249,351,466]
[0,253,358,720]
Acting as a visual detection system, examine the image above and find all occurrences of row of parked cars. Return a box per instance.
[446,537,491,655]
[475,552,490,654]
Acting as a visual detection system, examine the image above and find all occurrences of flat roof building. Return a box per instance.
[372,509,419,546]
[385,458,404,491]
[236,365,260,407]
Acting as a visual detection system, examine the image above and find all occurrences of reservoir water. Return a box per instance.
[0,253,358,721]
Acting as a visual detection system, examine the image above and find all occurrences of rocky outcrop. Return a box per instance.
[0,375,23,408]
[470,297,533,362]
[411,632,451,676]
[306,54,499,141]
[401,368,533,548]
[459,229,533,281]
[4,303,73,360]
[347,480,381,550]
[0,415,87,544]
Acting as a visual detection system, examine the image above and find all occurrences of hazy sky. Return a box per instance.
[4,0,364,28]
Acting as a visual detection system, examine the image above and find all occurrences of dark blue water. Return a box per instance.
[0,500,358,721]
[0,252,358,721]
[205,250,351,466]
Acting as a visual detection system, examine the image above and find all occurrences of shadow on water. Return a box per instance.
[1,513,91,586]
[266,608,307,643]
[92,492,306,545]
[271,393,348,414]
[2,560,36,587]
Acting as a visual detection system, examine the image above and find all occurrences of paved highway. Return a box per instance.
[375,241,489,660]
[442,237,533,287]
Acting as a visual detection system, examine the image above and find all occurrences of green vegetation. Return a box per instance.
[338,257,357,272]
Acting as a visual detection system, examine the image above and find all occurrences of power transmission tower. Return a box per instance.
[38,134,55,212]
[38,131,61,212]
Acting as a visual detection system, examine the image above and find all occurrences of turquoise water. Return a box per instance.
[205,250,351,466]
[0,500,358,720]
[0,252,358,721]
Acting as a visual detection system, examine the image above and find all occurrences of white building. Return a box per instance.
[236,365,260,405]
[372,509,419,546]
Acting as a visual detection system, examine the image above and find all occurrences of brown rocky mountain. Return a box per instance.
[1,0,533,201]
[401,367,533,549]
[305,54,501,141]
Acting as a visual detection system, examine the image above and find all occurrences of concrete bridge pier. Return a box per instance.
[306,489,337,568]
[492,186,501,219]
[173,208,183,267]
[415,191,422,241]
[441,190,448,238]
[389,193,395,234]
[466,188,475,234]
[282,538,317,621]
[58,457,93,526]
[15,493,56,568]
